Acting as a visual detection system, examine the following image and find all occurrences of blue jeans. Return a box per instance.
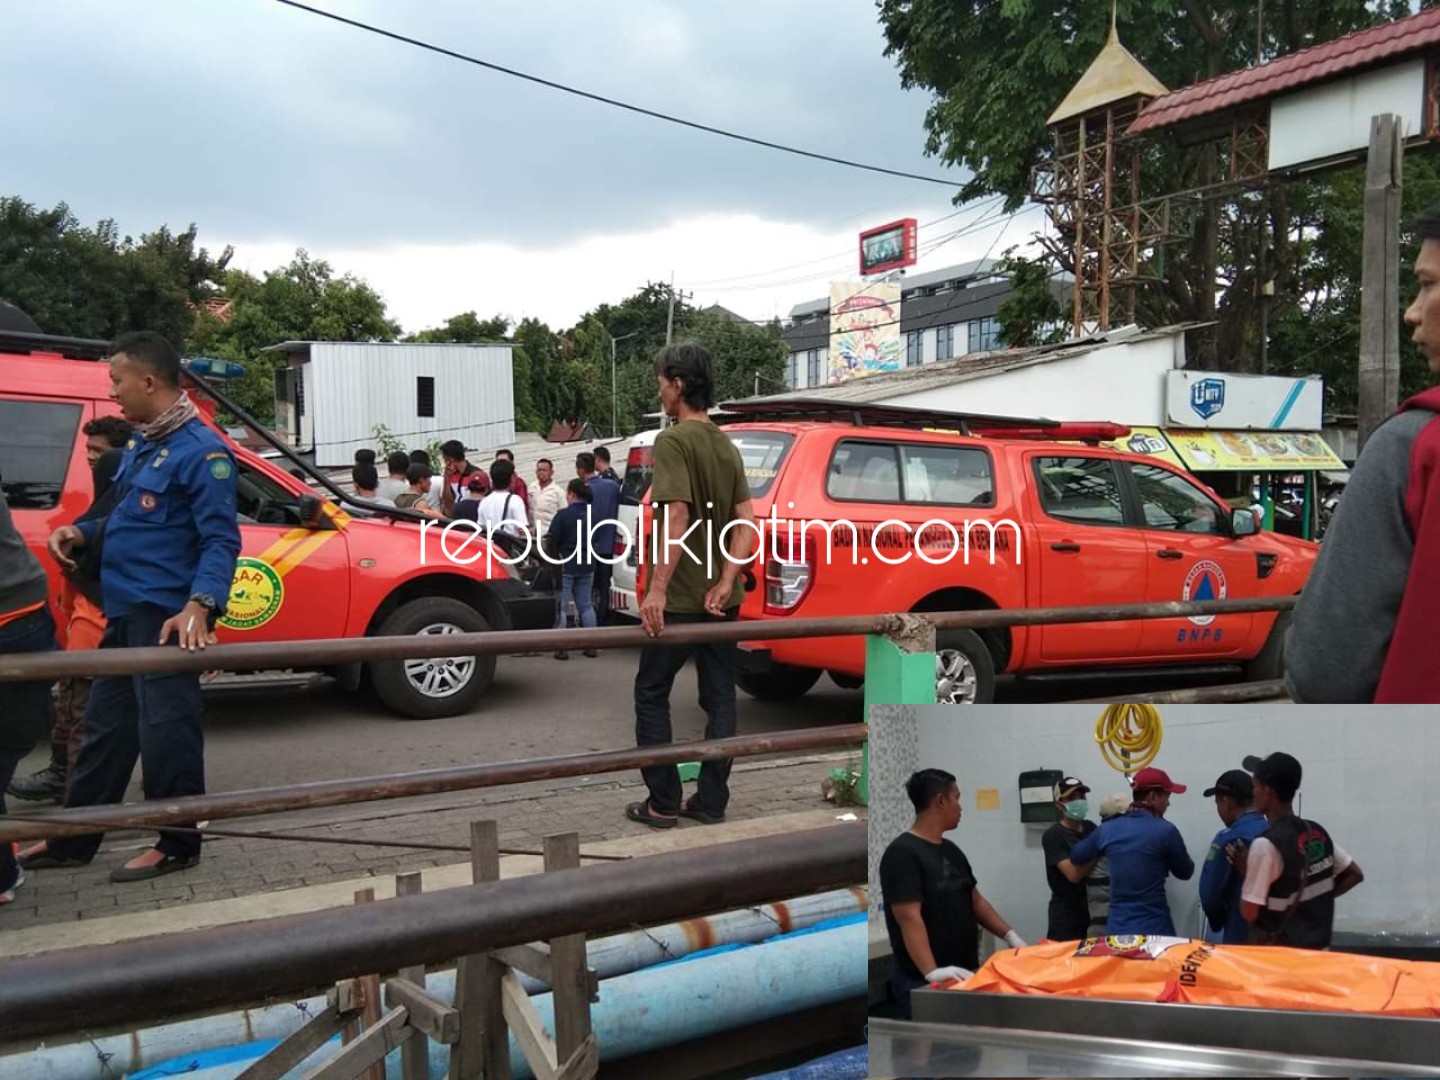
[0,605,58,891]
[555,570,597,630]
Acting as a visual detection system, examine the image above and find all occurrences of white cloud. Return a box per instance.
[218,204,1050,332]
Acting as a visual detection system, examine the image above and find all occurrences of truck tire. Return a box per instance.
[935,628,996,705]
[736,665,822,701]
[369,597,496,719]
[829,671,865,690]
[1243,609,1292,682]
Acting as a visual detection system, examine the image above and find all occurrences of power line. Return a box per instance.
[269,0,959,187]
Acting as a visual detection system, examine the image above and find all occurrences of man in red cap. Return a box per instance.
[1059,766,1194,937]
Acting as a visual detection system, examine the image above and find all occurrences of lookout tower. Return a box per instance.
[1031,11,1167,335]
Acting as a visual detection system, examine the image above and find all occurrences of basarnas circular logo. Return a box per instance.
[219,557,284,630]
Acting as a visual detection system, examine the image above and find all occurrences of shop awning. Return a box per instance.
[1095,426,1186,468]
[1164,429,1346,471]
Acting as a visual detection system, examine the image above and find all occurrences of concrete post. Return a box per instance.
[861,625,938,805]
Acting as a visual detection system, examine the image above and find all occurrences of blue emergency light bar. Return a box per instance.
[184,357,247,380]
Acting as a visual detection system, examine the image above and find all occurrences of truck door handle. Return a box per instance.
[1156,548,1184,560]
[1050,541,1081,553]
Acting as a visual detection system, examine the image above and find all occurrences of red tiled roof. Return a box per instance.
[1129,7,1440,135]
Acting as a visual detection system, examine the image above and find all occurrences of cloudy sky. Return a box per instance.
[3,0,1045,331]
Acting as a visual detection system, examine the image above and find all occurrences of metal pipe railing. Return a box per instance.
[0,725,867,842]
[0,597,1296,681]
[1098,679,1289,704]
[0,823,866,1042]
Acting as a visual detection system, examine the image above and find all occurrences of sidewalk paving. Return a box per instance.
[0,752,858,936]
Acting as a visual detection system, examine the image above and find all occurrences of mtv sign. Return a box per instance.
[1190,378,1226,421]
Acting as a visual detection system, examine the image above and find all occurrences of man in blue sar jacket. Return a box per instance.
[29,331,240,882]
[1197,769,1268,944]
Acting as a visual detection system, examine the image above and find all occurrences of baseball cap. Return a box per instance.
[1203,769,1254,800]
[1243,752,1302,793]
[1054,776,1090,800]
[1131,767,1186,794]
[465,472,489,492]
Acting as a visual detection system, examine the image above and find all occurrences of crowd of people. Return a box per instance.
[344,440,624,634]
[879,751,1364,1017]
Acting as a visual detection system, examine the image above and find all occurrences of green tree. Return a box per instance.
[407,312,510,343]
[995,249,1066,348]
[877,0,1421,395]
[0,197,229,343]
[188,251,400,423]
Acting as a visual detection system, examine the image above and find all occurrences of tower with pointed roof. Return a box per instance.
[1032,7,1167,334]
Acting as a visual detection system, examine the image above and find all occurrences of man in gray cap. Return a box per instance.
[1228,752,1365,948]
[1197,769,1268,944]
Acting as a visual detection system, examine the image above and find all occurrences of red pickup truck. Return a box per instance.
[2,330,552,719]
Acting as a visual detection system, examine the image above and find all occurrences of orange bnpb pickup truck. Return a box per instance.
[696,400,1317,704]
[2,330,553,719]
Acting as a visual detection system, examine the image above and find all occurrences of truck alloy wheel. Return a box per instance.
[934,628,997,705]
[370,597,496,719]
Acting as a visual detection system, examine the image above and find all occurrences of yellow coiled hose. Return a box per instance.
[1094,704,1163,774]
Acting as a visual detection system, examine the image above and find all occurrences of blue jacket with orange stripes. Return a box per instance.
[77,418,242,620]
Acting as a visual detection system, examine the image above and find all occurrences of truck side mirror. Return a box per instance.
[299,494,324,529]
[1231,507,1259,537]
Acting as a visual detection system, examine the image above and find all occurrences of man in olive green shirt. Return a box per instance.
[627,342,757,830]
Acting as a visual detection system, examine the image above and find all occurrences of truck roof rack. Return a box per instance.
[714,397,1059,437]
[0,330,112,361]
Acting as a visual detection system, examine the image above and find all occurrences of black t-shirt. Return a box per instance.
[1042,820,1098,941]
[879,831,979,979]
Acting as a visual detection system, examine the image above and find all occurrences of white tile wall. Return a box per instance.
[867,704,1440,945]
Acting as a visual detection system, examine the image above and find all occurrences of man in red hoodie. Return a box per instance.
[1287,202,1440,702]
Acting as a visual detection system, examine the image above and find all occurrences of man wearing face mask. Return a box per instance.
[879,768,1027,1018]
[1041,776,1100,941]
[1060,766,1194,937]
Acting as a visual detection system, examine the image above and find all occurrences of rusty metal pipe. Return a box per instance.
[0,598,1296,682]
[0,823,866,1042]
[1095,679,1290,704]
[0,725,867,842]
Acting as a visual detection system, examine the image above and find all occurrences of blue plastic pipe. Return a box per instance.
[129,919,866,1080]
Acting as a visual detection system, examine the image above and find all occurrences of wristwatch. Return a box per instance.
[189,593,218,612]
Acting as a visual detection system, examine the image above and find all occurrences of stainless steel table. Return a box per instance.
[865,989,1440,1078]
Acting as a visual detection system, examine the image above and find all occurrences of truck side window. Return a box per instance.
[898,444,994,506]
[1033,457,1125,526]
[827,441,901,503]
[1132,464,1224,534]
[0,399,83,510]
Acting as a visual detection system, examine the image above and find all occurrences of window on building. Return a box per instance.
[906,331,922,367]
[807,349,821,387]
[936,324,956,360]
[417,376,436,418]
[968,316,1000,353]
[789,351,799,389]
[0,400,83,510]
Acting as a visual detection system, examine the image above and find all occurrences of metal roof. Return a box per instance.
[1129,6,1440,135]
[1048,26,1169,126]
[260,340,512,354]
[752,324,1196,404]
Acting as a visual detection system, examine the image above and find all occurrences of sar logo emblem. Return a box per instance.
[219,557,284,631]
[1182,559,1228,626]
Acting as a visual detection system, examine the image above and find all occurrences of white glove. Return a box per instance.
[925,965,974,984]
[1003,930,1027,949]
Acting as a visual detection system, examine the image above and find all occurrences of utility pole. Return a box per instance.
[664,277,692,346]
[1358,113,1403,451]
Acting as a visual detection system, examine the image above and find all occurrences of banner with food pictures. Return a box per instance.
[827,280,902,385]
[1165,429,1345,471]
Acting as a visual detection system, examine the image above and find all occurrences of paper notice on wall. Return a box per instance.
[976,788,1000,810]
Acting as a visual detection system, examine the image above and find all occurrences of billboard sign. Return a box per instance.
[828,280,902,384]
[858,218,918,276]
[1165,371,1324,431]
